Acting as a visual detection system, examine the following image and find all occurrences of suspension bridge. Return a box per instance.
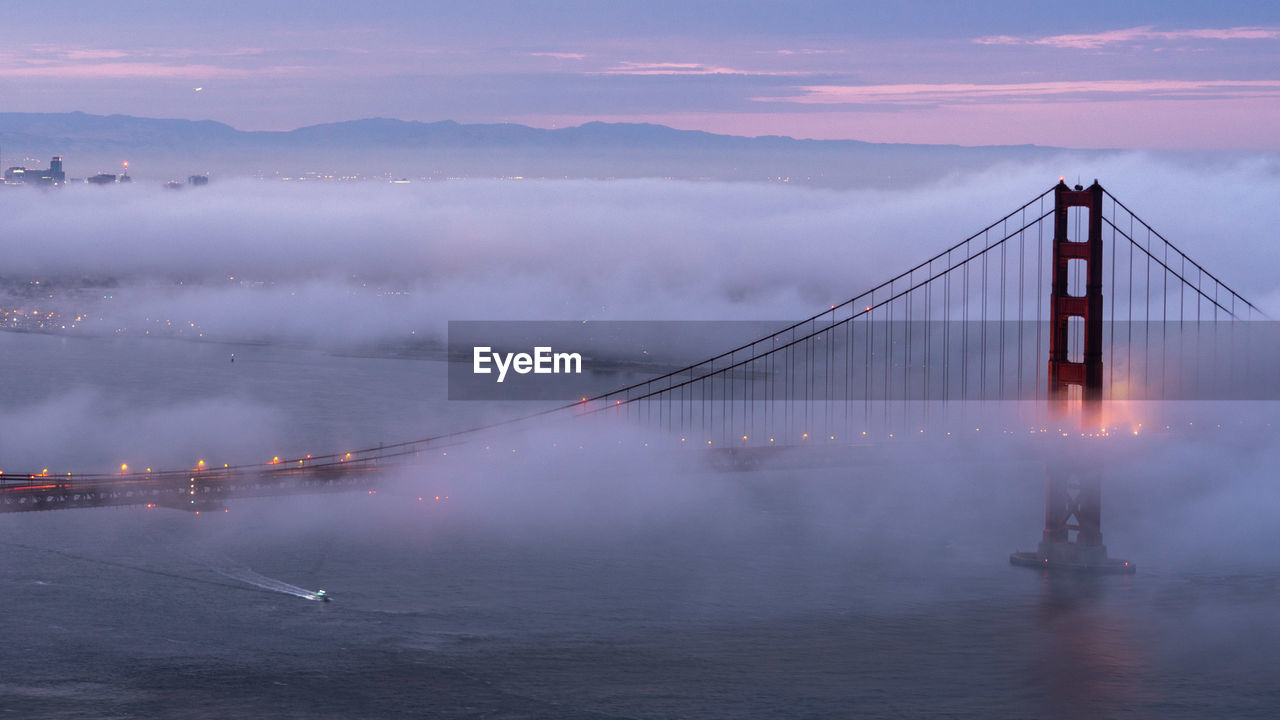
[3,180,1273,572]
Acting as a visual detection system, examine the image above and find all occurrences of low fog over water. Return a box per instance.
[1,159,1279,718]
[2,154,1278,350]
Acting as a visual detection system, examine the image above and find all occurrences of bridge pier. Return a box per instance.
[1010,453,1132,573]
[1011,180,1133,574]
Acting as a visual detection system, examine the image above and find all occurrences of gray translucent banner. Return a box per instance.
[447,320,1280,402]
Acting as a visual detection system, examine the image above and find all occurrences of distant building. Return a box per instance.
[86,173,118,185]
[3,156,67,185]
[163,174,208,189]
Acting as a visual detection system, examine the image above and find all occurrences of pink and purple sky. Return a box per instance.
[2,1,1278,149]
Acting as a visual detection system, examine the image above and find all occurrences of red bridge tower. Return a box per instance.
[1012,180,1134,574]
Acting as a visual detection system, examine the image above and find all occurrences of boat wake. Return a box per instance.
[1,541,330,601]
[217,567,329,601]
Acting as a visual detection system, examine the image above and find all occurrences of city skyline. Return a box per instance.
[2,1,1278,150]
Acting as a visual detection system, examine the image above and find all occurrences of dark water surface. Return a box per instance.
[2,333,1278,718]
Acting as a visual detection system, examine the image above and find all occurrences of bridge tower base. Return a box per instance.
[1009,549,1134,574]
[1011,180,1134,575]
[1009,465,1134,573]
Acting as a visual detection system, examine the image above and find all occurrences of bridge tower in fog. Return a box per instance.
[1011,180,1130,573]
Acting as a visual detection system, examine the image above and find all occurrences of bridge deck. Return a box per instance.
[0,461,381,514]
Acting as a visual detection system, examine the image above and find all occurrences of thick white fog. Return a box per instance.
[1,153,1277,352]
[1,154,1277,543]
[0,151,1277,647]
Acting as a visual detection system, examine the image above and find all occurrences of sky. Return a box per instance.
[2,1,1279,149]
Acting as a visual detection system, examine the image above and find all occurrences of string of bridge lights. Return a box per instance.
[2,418,1260,489]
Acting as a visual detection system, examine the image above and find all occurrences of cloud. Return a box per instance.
[768,48,845,56]
[0,62,294,80]
[976,25,1280,50]
[529,51,586,60]
[61,49,133,61]
[11,44,269,63]
[754,79,1280,106]
[597,61,804,77]
[0,44,283,83]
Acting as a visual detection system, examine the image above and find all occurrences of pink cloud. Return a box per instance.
[972,35,1021,46]
[61,49,132,61]
[0,62,295,80]
[768,48,845,56]
[156,47,269,59]
[4,45,271,68]
[529,52,585,60]
[597,61,803,76]
[976,26,1280,50]
[754,79,1280,105]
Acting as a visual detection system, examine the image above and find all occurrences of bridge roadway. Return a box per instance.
[0,455,384,514]
[1,425,1178,515]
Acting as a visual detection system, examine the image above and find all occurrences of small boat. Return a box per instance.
[307,589,330,602]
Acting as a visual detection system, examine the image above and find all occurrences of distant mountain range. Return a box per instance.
[0,111,1100,186]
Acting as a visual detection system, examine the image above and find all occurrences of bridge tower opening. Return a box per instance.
[1012,180,1133,574]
